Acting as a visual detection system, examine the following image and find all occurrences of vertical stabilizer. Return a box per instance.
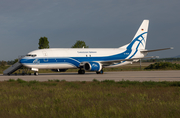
[126,20,149,50]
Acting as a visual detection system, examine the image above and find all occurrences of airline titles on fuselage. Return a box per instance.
[77,51,97,53]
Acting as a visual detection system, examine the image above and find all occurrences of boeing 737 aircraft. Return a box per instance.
[20,20,172,75]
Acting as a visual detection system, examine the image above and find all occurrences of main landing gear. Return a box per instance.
[96,70,104,74]
[78,69,104,74]
[78,69,85,74]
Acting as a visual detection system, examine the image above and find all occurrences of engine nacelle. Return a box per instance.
[51,69,68,72]
[84,62,102,71]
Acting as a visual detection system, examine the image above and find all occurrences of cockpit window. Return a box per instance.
[31,55,37,57]
[26,54,37,57]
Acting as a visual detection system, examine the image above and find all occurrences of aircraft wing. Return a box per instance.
[100,56,158,66]
[141,47,173,53]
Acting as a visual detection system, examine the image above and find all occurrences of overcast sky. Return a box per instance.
[0,0,179,60]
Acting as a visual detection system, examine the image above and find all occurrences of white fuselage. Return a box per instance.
[20,48,145,69]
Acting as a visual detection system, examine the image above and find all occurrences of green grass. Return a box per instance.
[0,79,180,117]
[145,62,180,70]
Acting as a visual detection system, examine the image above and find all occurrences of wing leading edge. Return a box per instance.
[100,56,158,66]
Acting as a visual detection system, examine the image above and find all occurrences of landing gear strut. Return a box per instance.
[78,69,85,74]
[96,70,103,74]
[34,72,38,76]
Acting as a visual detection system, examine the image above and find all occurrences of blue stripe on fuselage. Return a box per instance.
[20,52,130,67]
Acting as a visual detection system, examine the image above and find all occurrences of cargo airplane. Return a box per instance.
[20,20,172,75]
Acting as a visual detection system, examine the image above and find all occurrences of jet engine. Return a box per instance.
[84,62,102,71]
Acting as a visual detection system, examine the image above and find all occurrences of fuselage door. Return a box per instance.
[42,51,48,62]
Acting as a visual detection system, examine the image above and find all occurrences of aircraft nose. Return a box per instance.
[19,57,27,64]
[19,58,24,64]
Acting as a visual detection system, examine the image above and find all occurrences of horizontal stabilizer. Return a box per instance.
[141,47,173,53]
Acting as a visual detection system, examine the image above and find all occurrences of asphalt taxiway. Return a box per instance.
[0,70,180,81]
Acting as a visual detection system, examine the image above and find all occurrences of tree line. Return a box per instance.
[142,58,180,62]
[38,37,88,49]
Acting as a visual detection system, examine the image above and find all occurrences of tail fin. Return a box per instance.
[126,20,149,50]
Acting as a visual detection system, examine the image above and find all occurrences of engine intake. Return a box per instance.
[84,62,102,71]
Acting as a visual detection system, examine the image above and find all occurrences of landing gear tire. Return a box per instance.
[96,70,103,74]
[78,69,85,74]
[34,72,38,76]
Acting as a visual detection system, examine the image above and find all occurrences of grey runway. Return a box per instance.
[0,70,180,82]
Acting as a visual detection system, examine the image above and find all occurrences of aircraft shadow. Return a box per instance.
[1,72,104,76]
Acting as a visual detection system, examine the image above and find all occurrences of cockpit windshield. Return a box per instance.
[26,54,37,57]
